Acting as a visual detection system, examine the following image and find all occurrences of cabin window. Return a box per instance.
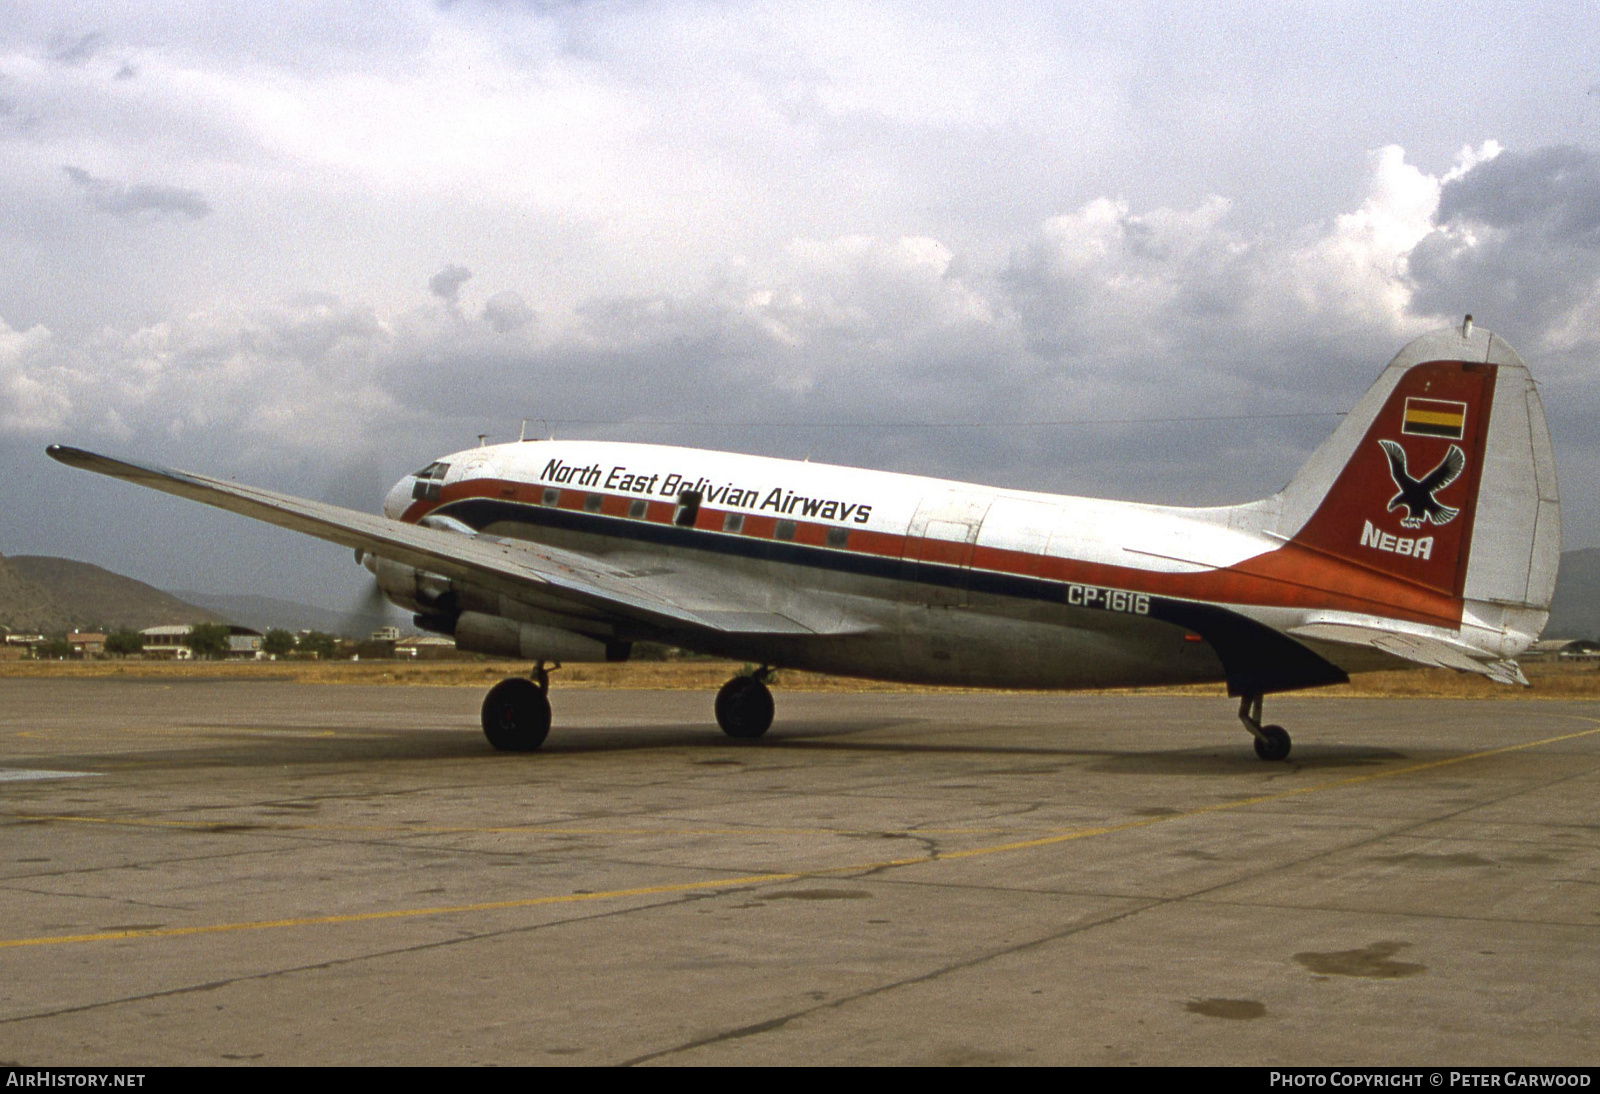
[628,499,648,519]
[826,527,849,549]
[542,488,559,506]
[584,494,604,513]
[722,512,744,533]
[674,490,702,527]
[775,520,796,541]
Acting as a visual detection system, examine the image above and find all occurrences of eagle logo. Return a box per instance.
[1377,439,1465,529]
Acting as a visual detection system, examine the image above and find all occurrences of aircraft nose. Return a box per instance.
[382,477,413,520]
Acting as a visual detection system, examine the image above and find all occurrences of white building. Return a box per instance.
[139,624,266,660]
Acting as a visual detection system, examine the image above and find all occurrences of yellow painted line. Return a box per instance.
[0,874,808,949]
[4,719,1597,951]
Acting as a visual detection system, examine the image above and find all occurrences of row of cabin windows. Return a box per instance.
[536,486,850,548]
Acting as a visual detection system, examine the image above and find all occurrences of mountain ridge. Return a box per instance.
[2,555,223,633]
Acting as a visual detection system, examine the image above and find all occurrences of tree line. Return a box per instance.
[30,626,342,660]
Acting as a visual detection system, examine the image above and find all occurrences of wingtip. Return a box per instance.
[45,444,89,466]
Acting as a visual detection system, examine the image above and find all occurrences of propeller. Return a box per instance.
[344,549,393,637]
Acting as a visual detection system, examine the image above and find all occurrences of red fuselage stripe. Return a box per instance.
[401,477,1465,628]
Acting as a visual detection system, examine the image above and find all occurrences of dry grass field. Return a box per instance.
[3,654,1598,699]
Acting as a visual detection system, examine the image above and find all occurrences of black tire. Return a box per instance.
[481,677,552,751]
[715,676,774,739]
[1253,724,1291,762]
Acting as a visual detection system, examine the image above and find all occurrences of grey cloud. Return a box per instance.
[1434,146,1600,240]
[50,32,105,65]
[428,265,473,304]
[10,144,1600,569]
[62,166,211,220]
[1408,147,1600,340]
[287,291,343,309]
[482,290,534,333]
[114,62,137,81]
[244,300,389,364]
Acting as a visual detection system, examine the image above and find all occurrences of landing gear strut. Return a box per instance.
[481,662,553,751]
[716,667,775,739]
[1239,694,1291,761]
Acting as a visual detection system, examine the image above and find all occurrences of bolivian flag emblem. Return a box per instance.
[1401,397,1467,440]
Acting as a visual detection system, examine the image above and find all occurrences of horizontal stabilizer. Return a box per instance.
[1289,622,1527,685]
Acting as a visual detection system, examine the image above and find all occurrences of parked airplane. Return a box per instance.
[48,320,1558,760]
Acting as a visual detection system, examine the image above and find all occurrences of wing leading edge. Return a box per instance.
[44,446,828,639]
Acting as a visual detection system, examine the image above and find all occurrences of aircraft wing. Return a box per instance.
[44,446,839,638]
[1287,621,1528,685]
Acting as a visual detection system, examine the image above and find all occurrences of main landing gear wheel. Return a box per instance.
[481,676,552,751]
[715,672,775,739]
[1238,694,1292,762]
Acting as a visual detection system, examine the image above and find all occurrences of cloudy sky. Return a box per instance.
[2,0,1597,612]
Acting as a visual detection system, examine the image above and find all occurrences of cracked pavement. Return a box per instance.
[1,679,1598,1065]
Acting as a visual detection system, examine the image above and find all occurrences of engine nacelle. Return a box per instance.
[454,612,623,662]
[369,557,453,613]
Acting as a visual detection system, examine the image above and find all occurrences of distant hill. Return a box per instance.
[6,556,224,632]
[169,589,402,637]
[0,553,71,633]
[1547,548,1600,639]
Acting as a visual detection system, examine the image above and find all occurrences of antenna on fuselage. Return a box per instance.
[477,434,489,448]
[519,419,527,442]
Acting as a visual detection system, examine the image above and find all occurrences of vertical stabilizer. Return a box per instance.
[1269,324,1559,654]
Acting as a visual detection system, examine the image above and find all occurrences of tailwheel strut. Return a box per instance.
[1238,694,1291,762]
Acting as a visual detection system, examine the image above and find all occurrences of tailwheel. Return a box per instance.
[1238,694,1292,762]
[715,671,775,739]
[1253,725,1291,762]
[481,676,552,751]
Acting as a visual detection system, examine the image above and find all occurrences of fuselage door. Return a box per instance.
[900,492,991,607]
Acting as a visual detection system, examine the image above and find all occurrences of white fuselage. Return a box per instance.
[384,439,1372,691]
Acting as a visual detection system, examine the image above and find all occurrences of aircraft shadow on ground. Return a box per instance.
[19,719,1408,774]
[767,733,1407,774]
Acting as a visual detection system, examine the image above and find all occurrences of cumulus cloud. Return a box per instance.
[0,316,67,433]
[49,31,104,66]
[4,2,1595,615]
[482,290,534,333]
[1409,145,1600,347]
[62,165,210,220]
[0,297,407,479]
[8,137,1599,618]
[14,143,1598,510]
[428,265,473,306]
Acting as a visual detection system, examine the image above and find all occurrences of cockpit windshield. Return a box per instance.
[411,462,450,501]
